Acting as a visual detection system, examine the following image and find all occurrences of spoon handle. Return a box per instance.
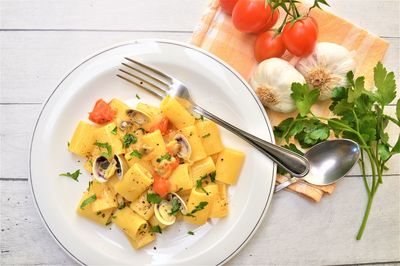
[274,177,298,192]
[193,105,310,177]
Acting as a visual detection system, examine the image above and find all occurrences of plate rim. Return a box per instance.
[28,39,277,266]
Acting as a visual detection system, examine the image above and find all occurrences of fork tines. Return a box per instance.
[117,57,172,98]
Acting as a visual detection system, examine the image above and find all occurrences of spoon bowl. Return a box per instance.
[304,139,361,185]
[275,139,360,192]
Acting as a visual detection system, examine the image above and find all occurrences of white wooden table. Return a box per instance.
[1,1,399,265]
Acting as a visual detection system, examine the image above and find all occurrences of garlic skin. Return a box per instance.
[251,58,306,113]
[295,42,355,100]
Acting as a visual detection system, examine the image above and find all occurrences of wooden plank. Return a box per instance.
[0,0,207,32]
[1,104,398,180]
[229,173,400,265]
[0,31,191,104]
[0,180,74,265]
[0,32,398,104]
[0,0,398,37]
[1,176,398,265]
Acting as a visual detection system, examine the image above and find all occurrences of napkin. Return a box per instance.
[190,0,388,201]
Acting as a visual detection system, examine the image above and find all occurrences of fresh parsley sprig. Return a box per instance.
[274,62,399,239]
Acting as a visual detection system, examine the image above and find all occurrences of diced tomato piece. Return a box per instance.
[88,99,115,124]
[149,117,169,135]
[153,173,170,197]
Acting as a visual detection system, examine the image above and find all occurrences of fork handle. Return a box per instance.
[193,105,309,177]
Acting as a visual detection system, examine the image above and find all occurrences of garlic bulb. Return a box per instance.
[251,58,306,113]
[295,42,355,100]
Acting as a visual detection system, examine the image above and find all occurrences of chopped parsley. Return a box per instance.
[130,150,142,159]
[59,169,81,182]
[209,171,216,182]
[202,133,211,138]
[118,201,126,209]
[136,94,141,99]
[111,126,117,135]
[185,201,208,217]
[80,194,96,209]
[187,231,194,235]
[168,197,181,216]
[150,225,162,234]
[156,153,172,163]
[147,193,162,204]
[67,142,70,147]
[94,141,112,158]
[87,181,93,191]
[122,134,137,148]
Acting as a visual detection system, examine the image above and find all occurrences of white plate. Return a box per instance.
[29,39,276,265]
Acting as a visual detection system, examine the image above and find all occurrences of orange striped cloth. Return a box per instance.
[189,0,388,202]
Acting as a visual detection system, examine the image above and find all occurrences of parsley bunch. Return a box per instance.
[274,62,399,239]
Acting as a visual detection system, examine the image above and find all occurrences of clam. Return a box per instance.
[154,193,188,225]
[119,120,132,131]
[92,154,127,182]
[174,134,192,161]
[126,109,150,125]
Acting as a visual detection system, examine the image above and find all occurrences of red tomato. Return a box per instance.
[88,99,115,124]
[220,0,239,15]
[263,7,279,30]
[254,31,286,62]
[282,17,319,57]
[153,174,170,197]
[149,117,169,135]
[232,0,273,33]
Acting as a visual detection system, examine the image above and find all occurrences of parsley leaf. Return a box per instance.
[396,99,400,121]
[290,83,320,116]
[168,197,181,216]
[111,127,117,135]
[150,225,162,234]
[185,201,208,217]
[80,194,96,209]
[187,231,194,235]
[94,142,112,158]
[130,150,142,159]
[195,174,209,195]
[147,193,162,204]
[348,76,365,103]
[374,62,396,106]
[136,94,141,100]
[156,153,171,163]
[209,171,216,182]
[202,133,211,138]
[59,169,81,182]
[122,134,137,148]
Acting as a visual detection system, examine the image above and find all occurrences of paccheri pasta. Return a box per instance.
[67,96,245,249]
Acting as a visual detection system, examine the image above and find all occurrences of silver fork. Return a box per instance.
[117,57,309,177]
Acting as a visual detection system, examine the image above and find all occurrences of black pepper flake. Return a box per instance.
[153,247,157,250]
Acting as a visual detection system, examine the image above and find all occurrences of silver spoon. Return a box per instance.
[274,139,360,192]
